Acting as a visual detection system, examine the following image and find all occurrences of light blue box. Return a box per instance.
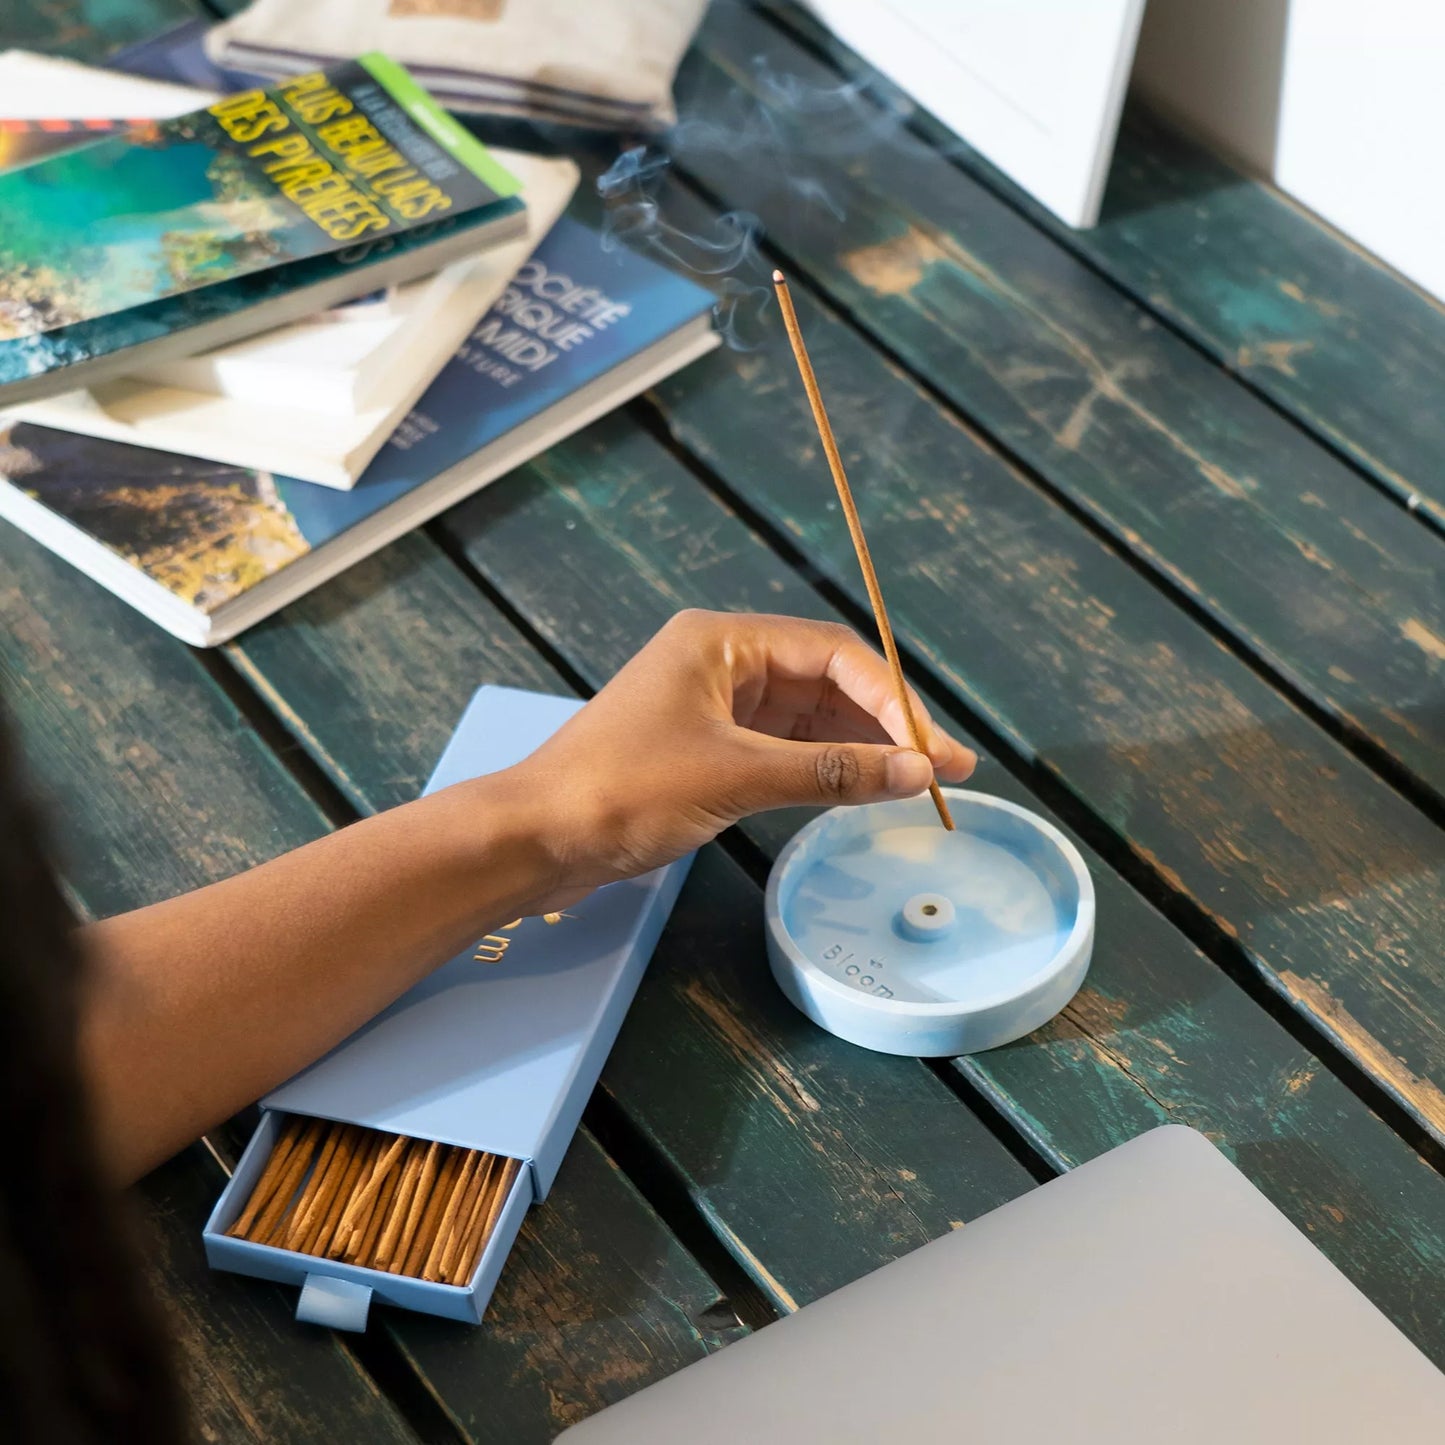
[203,686,694,1331]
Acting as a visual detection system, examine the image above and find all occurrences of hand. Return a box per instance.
[507,610,976,909]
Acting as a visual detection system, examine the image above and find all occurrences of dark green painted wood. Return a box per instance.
[141,1145,421,1445]
[389,1130,744,1443]
[434,416,1445,1358]
[227,530,567,815]
[642,96,1445,1153]
[0,523,743,1442]
[670,5,1445,813]
[227,529,1040,1322]
[0,0,201,61]
[762,0,1445,533]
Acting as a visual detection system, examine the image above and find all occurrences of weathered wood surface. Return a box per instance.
[433,415,1445,1358]
[765,0,1445,535]
[380,1131,745,1445]
[142,1145,421,1445]
[216,410,1445,1358]
[671,5,1445,812]
[0,527,744,1443]
[227,531,1041,1325]
[640,161,1445,1154]
[0,0,199,60]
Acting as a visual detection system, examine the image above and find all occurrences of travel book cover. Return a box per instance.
[0,54,522,393]
[0,216,716,618]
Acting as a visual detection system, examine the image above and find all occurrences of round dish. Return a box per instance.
[764,789,1094,1057]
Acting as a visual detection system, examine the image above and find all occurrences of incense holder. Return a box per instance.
[765,790,1093,1057]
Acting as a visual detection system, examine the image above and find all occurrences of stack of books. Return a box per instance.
[0,42,717,645]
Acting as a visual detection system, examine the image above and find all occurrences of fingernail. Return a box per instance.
[886,750,934,796]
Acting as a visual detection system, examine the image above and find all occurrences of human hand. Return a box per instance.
[506,610,976,910]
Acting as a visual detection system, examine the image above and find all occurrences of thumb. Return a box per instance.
[733,734,936,813]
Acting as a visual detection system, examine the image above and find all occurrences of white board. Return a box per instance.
[806,0,1147,227]
[1135,0,1445,304]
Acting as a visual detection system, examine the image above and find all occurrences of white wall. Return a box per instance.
[1135,0,1445,302]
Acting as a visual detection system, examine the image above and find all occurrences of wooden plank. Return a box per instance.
[0,524,740,1441]
[389,1131,744,1443]
[649,264,1445,1152]
[764,0,1445,532]
[0,0,202,62]
[215,412,1445,1356]
[669,5,1445,813]
[142,1144,420,1445]
[227,524,1040,1319]
[430,414,1445,1359]
[652,25,1445,1145]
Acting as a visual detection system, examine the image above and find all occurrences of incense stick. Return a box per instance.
[283,1122,345,1250]
[390,1139,442,1273]
[375,1139,426,1272]
[228,1121,523,1284]
[251,1119,324,1246]
[335,1131,407,1247]
[426,1151,481,1282]
[772,269,954,831]
[437,1154,490,1282]
[405,1147,462,1278]
[228,1115,303,1238]
[318,1133,376,1258]
[352,1156,401,1265]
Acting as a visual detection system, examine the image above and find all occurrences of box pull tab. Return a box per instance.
[296,1274,373,1332]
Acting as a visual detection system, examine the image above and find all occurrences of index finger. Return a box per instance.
[747,617,976,777]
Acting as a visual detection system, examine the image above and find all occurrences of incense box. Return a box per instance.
[203,685,693,1330]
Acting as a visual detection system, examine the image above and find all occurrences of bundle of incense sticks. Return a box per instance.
[226,1117,520,1287]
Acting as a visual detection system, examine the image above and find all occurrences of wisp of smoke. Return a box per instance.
[595,14,919,351]
[597,145,772,349]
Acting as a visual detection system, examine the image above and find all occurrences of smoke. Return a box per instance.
[596,20,918,351]
[597,147,758,277]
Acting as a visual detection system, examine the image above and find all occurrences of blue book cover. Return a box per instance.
[0,215,716,619]
[0,56,522,400]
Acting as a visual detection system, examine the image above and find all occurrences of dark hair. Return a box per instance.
[0,691,189,1444]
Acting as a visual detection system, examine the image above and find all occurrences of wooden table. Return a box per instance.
[5,2,1445,1439]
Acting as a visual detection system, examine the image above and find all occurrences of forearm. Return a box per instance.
[78,771,554,1184]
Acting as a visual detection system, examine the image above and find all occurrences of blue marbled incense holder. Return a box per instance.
[766,790,1094,1057]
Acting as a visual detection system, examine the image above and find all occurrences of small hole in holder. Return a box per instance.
[921,904,938,916]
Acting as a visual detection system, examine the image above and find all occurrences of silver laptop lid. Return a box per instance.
[560,1126,1445,1443]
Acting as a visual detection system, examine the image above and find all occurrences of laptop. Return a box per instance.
[559,1125,1445,1442]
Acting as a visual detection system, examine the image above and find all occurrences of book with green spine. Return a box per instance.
[0,54,523,404]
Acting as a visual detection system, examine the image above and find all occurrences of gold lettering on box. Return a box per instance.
[472,911,573,964]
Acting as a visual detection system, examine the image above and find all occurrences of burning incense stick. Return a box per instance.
[772,269,954,831]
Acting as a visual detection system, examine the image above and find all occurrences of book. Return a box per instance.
[0,56,400,388]
[202,0,707,130]
[19,150,581,486]
[104,16,271,95]
[132,151,580,417]
[0,48,208,127]
[0,216,719,647]
[0,55,526,405]
[0,48,215,169]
